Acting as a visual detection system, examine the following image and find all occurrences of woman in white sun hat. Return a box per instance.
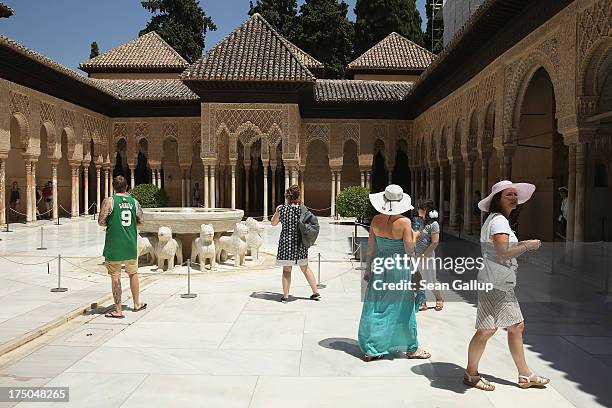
[358,185,429,362]
[464,180,550,391]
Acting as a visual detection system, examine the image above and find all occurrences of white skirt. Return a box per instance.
[476,288,523,329]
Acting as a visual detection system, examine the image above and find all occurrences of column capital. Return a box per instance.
[202,158,217,166]
[562,126,597,146]
[330,166,342,173]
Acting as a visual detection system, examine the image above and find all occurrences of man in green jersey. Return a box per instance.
[98,175,146,318]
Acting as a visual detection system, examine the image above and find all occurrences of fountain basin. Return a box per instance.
[140,207,244,235]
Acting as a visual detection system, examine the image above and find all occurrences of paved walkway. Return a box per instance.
[0,219,610,407]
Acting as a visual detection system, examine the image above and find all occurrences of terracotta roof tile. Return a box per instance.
[314,79,412,102]
[90,79,198,100]
[80,31,188,72]
[348,32,435,72]
[181,13,315,82]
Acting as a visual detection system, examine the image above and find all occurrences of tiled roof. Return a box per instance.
[0,2,14,18]
[90,79,198,100]
[284,39,324,70]
[348,32,435,71]
[80,31,188,72]
[181,13,315,82]
[314,80,412,102]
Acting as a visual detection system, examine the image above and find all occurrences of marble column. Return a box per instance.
[388,169,392,184]
[290,167,298,186]
[262,161,269,221]
[232,163,236,209]
[83,166,89,215]
[270,162,277,208]
[0,159,5,224]
[210,164,216,208]
[129,166,135,191]
[331,172,336,217]
[30,161,37,221]
[429,166,436,202]
[336,170,342,196]
[284,167,290,191]
[186,169,191,207]
[449,161,458,229]
[360,171,365,188]
[203,165,209,209]
[463,159,473,234]
[52,162,58,220]
[500,150,513,180]
[244,161,250,212]
[366,171,371,190]
[25,160,33,222]
[95,165,101,213]
[181,170,186,207]
[566,144,576,243]
[574,142,587,242]
[480,155,489,225]
[439,163,446,223]
[71,165,79,217]
[104,169,109,199]
[299,166,305,203]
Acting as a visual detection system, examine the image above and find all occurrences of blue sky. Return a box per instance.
[0,0,427,71]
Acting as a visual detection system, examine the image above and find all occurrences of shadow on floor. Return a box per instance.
[410,362,520,393]
[249,291,310,302]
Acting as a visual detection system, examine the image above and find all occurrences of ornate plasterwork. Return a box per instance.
[162,122,178,140]
[61,109,75,130]
[343,123,360,145]
[9,91,30,116]
[578,0,612,78]
[113,122,128,142]
[304,123,330,148]
[135,122,149,142]
[212,104,288,139]
[40,101,56,126]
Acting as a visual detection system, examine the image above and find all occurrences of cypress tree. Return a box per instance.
[292,0,354,79]
[354,0,424,57]
[89,41,99,59]
[248,0,298,42]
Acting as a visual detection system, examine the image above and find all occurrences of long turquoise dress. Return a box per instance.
[358,236,425,356]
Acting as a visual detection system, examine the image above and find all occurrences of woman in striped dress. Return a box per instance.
[464,180,550,391]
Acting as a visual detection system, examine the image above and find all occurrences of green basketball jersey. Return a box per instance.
[103,194,138,261]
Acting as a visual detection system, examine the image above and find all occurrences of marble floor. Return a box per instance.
[0,218,610,407]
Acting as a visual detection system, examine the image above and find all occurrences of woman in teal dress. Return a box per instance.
[359,185,430,361]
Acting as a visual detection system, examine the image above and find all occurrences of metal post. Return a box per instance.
[4,208,10,233]
[37,226,47,250]
[50,254,67,292]
[316,252,326,289]
[181,258,197,298]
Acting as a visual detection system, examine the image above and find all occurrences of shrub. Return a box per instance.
[130,184,168,208]
[336,186,375,221]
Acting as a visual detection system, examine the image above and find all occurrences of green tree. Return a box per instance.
[248,0,298,41]
[89,41,99,59]
[292,0,354,79]
[354,0,424,57]
[140,0,216,63]
[424,0,444,54]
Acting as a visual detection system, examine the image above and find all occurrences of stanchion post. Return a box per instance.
[50,254,67,292]
[181,258,197,298]
[37,226,47,250]
[316,252,326,289]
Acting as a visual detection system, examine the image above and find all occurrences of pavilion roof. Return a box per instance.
[314,79,412,102]
[181,13,316,82]
[80,31,189,73]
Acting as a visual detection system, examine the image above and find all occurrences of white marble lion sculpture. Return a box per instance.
[215,222,248,267]
[245,217,264,260]
[137,234,156,264]
[191,224,216,271]
[156,226,183,271]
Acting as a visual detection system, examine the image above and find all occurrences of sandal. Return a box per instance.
[105,311,125,319]
[405,348,431,359]
[435,300,444,311]
[310,293,321,301]
[279,296,289,303]
[419,303,428,311]
[463,371,495,391]
[518,373,550,389]
[133,303,147,312]
[364,354,384,362]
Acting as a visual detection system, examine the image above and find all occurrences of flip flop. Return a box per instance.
[105,312,125,319]
[133,303,147,312]
[405,349,431,359]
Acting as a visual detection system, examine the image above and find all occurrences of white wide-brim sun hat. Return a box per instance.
[478,180,536,212]
[369,184,414,215]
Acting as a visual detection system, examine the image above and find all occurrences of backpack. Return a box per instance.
[298,204,320,248]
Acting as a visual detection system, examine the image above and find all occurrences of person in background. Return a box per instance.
[42,181,52,218]
[415,200,443,311]
[98,175,146,318]
[271,185,320,303]
[9,181,20,220]
[557,186,568,239]
[193,182,201,207]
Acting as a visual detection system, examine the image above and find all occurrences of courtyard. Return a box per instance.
[0,218,610,407]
